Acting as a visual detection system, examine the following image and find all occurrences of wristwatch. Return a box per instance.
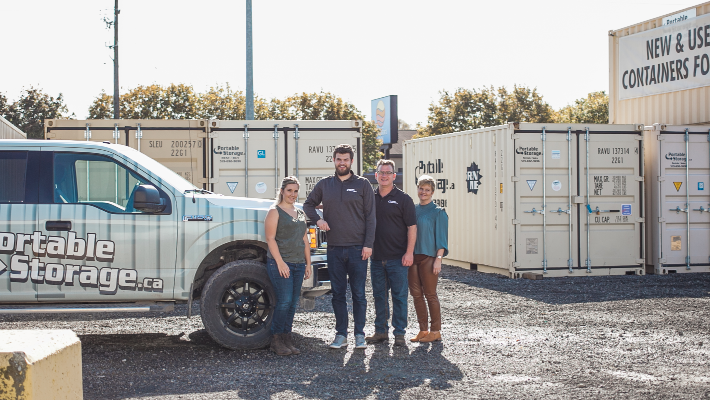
[436,255,443,259]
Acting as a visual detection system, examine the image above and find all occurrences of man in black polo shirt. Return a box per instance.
[366,159,417,346]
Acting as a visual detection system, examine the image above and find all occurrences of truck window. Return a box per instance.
[53,153,150,213]
[0,151,28,203]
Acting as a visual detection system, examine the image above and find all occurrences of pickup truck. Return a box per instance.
[0,140,329,349]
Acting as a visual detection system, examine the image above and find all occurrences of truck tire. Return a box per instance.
[200,260,275,350]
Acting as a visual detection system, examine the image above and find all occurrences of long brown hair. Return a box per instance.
[276,176,301,205]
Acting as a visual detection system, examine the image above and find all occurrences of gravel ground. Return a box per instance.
[2,266,710,399]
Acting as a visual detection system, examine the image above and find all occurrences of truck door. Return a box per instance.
[0,149,42,302]
[36,150,178,302]
[514,129,578,272]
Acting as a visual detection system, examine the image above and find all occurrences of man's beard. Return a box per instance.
[335,166,352,176]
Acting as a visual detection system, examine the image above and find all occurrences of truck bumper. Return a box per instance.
[300,251,330,307]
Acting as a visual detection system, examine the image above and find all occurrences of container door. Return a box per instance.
[36,150,178,302]
[287,126,361,203]
[579,133,643,268]
[129,121,208,189]
[212,126,285,199]
[658,132,710,270]
[0,149,40,302]
[514,131,578,271]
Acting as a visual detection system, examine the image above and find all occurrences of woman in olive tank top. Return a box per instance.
[265,176,312,356]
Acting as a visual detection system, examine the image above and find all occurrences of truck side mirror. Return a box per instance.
[133,185,166,213]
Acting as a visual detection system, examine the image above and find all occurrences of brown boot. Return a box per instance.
[283,332,300,355]
[270,334,292,356]
[419,331,441,342]
[365,332,389,343]
[410,331,429,342]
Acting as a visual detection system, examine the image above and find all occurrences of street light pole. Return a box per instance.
[246,0,254,120]
[113,0,120,119]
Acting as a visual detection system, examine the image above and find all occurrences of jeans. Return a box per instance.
[266,258,306,335]
[371,259,409,336]
[327,245,368,337]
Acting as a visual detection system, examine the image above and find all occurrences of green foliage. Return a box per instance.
[416,85,557,138]
[87,86,382,171]
[554,91,609,124]
[1,87,72,139]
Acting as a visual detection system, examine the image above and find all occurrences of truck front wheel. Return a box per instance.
[200,260,274,350]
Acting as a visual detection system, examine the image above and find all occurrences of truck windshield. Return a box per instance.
[116,146,198,192]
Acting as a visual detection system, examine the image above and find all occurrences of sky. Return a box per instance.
[0,0,701,126]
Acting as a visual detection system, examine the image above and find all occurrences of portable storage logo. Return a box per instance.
[0,231,163,295]
[466,162,482,194]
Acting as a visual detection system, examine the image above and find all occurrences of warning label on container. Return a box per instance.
[526,238,538,254]
[593,175,627,196]
[671,235,682,251]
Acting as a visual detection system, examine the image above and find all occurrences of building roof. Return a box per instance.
[390,130,416,155]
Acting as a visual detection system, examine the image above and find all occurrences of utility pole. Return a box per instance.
[113,0,120,119]
[246,0,254,120]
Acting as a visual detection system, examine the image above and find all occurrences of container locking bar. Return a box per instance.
[585,127,591,273]
[273,124,279,192]
[524,208,544,216]
[136,123,143,152]
[243,124,249,196]
[541,127,547,273]
[113,123,120,143]
[572,127,574,272]
[294,124,300,179]
[592,206,620,214]
[684,128,691,270]
[84,123,91,140]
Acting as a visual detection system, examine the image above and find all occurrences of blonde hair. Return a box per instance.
[417,174,436,192]
[276,176,300,205]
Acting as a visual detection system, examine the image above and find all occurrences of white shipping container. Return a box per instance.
[208,120,362,201]
[0,115,26,139]
[403,123,646,278]
[609,2,710,126]
[45,119,362,202]
[644,123,710,274]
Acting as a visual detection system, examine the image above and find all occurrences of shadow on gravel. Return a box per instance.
[80,330,464,400]
[440,265,710,305]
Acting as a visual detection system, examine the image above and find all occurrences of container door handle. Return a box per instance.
[46,221,72,231]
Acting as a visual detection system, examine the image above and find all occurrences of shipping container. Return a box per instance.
[403,123,646,278]
[0,115,26,139]
[45,119,362,202]
[609,2,710,126]
[207,120,362,201]
[644,123,710,274]
[45,119,209,188]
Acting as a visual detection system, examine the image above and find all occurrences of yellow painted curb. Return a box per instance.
[0,330,82,400]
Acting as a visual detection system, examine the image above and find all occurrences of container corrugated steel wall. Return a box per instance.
[0,116,26,139]
[404,123,646,278]
[609,2,710,126]
[45,119,209,188]
[644,123,710,274]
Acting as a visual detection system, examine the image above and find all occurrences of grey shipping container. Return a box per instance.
[403,123,646,278]
[644,123,710,274]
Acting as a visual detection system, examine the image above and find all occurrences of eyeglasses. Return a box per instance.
[377,171,394,175]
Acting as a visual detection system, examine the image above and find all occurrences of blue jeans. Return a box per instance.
[371,259,409,336]
[266,258,306,335]
[328,245,368,337]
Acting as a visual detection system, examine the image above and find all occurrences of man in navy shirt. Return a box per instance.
[304,144,376,350]
[366,159,417,346]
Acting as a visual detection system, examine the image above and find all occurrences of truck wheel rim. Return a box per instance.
[219,279,272,336]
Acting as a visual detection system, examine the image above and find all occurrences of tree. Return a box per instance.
[88,86,383,171]
[555,91,608,124]
[398,119,412,130]
[1,87,72,139]
[416,85,556,138]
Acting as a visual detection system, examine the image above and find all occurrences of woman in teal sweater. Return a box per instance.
[409,174,449,343]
